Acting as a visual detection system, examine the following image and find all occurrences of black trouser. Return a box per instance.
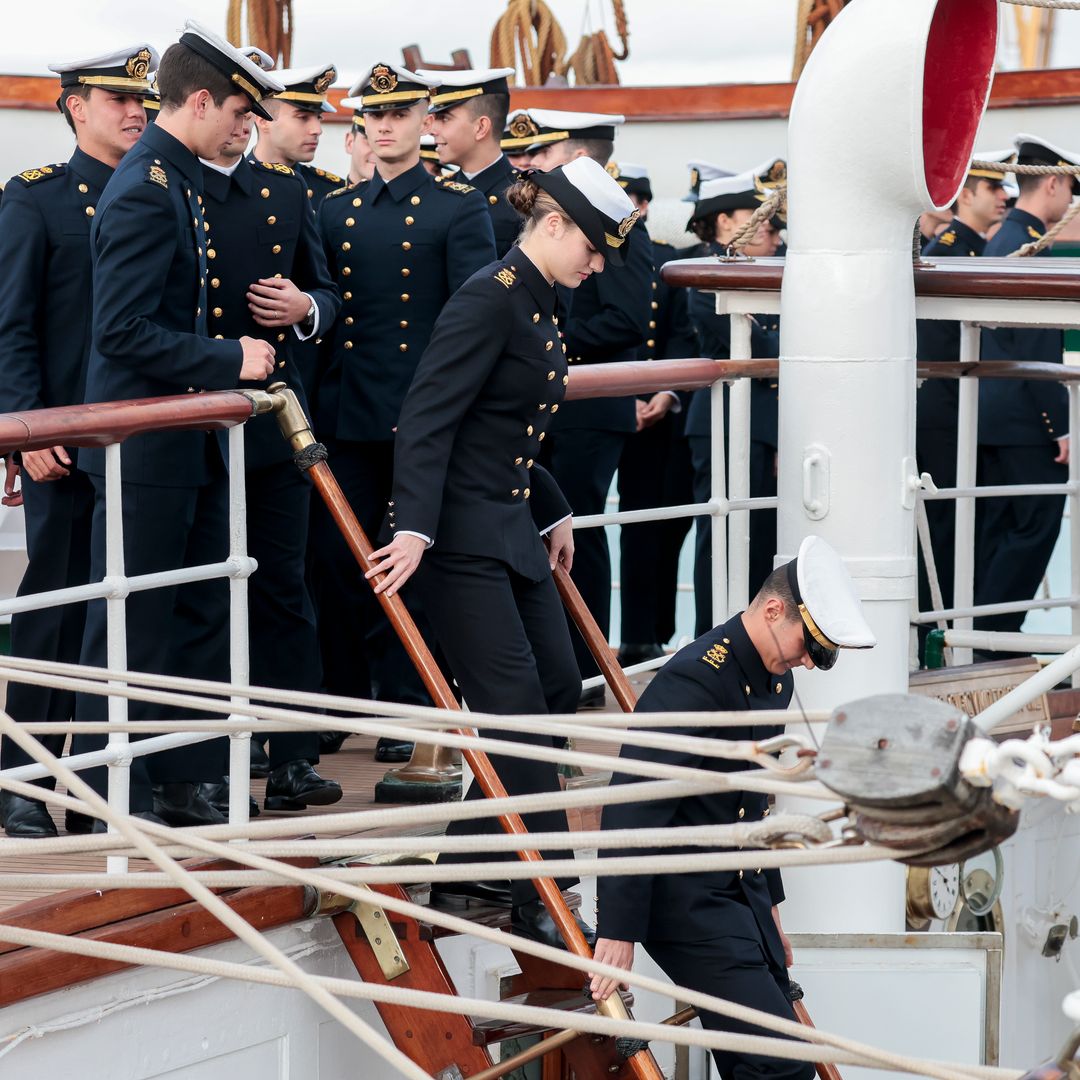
[72,474,231,808]
[307,438,431,706]
[974,443,1067,649]
[247,461,320,767]
[915,426,957,663]
[0,470,94,782]
[645,935,814,1080]
[617,415,693,646]
[689,436,778,637]
[417,550,580,905]
[542,427,628,680]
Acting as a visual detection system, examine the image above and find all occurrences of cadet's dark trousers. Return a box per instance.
[307,438,431,706]
[974,444,1067,646]
[617,414,693,647]
[645,933,813,1080]
[417,550,580,906]
[689,437,777,637]
[0,470,94,782]
[542,427,627,681]
[915,426,957,662]
[247,461,320,767]
[72,475,230,808]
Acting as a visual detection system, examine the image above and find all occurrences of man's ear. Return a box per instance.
[474,114,492,141]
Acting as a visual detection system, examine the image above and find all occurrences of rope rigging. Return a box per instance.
[225,0,294,66]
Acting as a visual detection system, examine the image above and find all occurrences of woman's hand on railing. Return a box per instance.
[366,533,427,596]
[545,517,574,572]
[589,937,634,1001]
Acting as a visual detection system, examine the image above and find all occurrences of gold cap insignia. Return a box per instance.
[314,67,337,95]
[126,48,153,81]
[690,168,699,191]
[617,208,641,238]
[371,65,398,94]
[508,114,539,140]
[605,161,620,179]
[244,50,269,69]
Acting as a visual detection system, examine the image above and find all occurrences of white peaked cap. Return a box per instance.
[790,536,876,650]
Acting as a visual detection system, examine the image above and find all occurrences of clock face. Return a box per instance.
[930,863,961,920]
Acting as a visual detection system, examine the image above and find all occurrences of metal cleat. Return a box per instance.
[816,694,1019,865]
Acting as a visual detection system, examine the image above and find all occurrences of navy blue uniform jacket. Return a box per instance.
[555,219,653,433]
[391,249,571,582]
[315,163,496,440]
[916,218,985,432]
[81,124,244,486]
[202,157,339,470]
[0,149,116,427]
[598,614,791,969]
[980,207,1068,445]
[468,154,522,258]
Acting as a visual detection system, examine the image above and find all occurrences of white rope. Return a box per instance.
[0,802,1006,1080]
[0,921,1014,1080]
[1000,0,1080,9]
[0,711,433,1080]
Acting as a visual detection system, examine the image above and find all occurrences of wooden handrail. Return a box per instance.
[552,563,637,713]
[662,254,1080,301]
[0,390,269,456]
[271,386,666,1080]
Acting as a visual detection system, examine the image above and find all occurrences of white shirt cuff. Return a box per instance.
[662,390,682,412]
[292,294,319,342]
[539,513,571,537]
[398,529,433,548]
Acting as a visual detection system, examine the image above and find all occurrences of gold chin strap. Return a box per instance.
[429,87,486,107]
[798,603,838,651]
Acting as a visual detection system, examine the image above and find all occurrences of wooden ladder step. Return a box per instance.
[404,888,584,942]
[471,988,634,1046]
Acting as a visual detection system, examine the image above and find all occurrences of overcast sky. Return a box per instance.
[0,1,1075,87]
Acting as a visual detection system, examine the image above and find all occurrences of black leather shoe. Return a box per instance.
[430,880,513,908]
[90,810,168,834]
[2,793,57,838]
[152,782,227,827]
[511,898,597,950]
[263,760,343,811]
[617,643,664,666]
[249,739,271,779]
[578,685,606,711]
[64,809,97,835]
[375,738,414,763]
[197,780,260,818]
[319,730,350,754]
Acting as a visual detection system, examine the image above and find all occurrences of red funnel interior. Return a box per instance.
[922,0,998,206]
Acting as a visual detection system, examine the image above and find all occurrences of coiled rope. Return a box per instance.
[225,0,293,66]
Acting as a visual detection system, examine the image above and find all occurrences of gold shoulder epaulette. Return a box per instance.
[699,642,729,671]
[937,230,955,246]
[313,167,343,183]
[14,163,65,186]
[1028,225,1043,240]
[494,266,517,289]
[324,180,364,202]
[146,163,168,189]
[440,179,476,195]
[262,161,295,176]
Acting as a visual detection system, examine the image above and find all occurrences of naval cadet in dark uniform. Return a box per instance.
[251,63,344,212]
[914,153,1008,659]
[613,163,697,665]
[501,110,539,171]
[520,108,654,707]
[425,67,521,256]
[685,162,785,634]
[0,44,158,839]
[72,23,280,826]
[308,63,495,757]
[592,536,876,1080]
[198,96,342,813]
[368,158,640,949]
[976,134,1079,651]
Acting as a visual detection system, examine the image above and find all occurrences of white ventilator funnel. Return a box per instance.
[776,0,997,933]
